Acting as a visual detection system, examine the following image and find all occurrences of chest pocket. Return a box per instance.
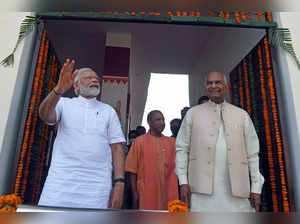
[88,110,108,136]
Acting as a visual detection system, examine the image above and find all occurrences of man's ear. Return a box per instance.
[224,83,229,93]
[73,82,79,92]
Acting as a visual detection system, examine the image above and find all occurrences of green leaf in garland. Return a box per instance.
[268,27,300,69]
[0,16,40,67]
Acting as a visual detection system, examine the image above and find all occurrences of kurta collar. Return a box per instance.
[77,95,98,106]
[207,99,227,108]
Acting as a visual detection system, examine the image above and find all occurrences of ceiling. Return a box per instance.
[44,19,265,77]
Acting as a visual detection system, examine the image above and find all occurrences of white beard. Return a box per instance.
[79,84,100,97]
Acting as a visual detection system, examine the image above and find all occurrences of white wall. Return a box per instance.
[274,12,300,211]
[189,27,265,106]
[278,12,300,133]
[0,12,29,153]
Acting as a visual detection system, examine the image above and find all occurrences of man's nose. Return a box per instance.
[91,78,99,83]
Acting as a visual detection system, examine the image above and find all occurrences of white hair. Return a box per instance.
[74,67,96,96]
[204,71,228,85]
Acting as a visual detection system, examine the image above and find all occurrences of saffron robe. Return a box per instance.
[125,132,178,210]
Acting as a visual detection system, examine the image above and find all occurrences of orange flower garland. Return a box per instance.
[266,12,272,22]
[257,12,263,21]
[224,12,230,20]
[217,11,224,18]
[238,65,244,109]
[240,12,247,21]
[14,29,47,198]
[230,36,291,211]
[168,11,173,17]
[207,11,214,17]
[263,37,290,211]
[248,12,253,22]
[168,200,189,212]
[79,10,272,23]
[243,59,251,114]
[21,38,49,199]
[257,45,279,212]
[235,12,240,24]
[0,194,22,212]
[14,30,62,204]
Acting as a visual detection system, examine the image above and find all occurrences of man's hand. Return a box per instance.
[180,184,191,208]
[109,182,125,209]
[250,193,261,212]
[55,59,78,94]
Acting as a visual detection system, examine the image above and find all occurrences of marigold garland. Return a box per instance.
[243,59,251,114]
[238,65,244,109]
[0,194,22,212]
[207,11,214,17]
[263,37,290,211]
[240,12,247,21]
[229,36,290,211]
[235,12,241,24]
[217,11,224,18]
[257,45,279,211]
[92,10,271,22]
[168,200,189,212]
[257,12,263,21]
[248,12,253,22]
[21,39,49,199]
[14,29,61,204]
[266,12,272,22]
[15,30,47,198]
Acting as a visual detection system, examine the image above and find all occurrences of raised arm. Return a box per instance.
[39,59,78,124]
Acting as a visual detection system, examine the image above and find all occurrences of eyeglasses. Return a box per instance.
[81,76,101,82]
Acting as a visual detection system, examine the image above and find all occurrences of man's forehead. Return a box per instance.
[207,72,225,81]
[81,70,97,77]
[152,111,164,119]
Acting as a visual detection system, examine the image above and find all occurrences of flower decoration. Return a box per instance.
[168,200,189,213]
[229,36,290,212]
[0,194,22,212]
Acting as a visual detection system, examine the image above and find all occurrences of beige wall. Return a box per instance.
[0,12,29,153]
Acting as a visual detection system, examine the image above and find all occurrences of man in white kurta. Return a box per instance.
[175,72,264,212]
[38,60,125,209]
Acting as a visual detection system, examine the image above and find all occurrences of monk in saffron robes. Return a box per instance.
[125,110,178,210]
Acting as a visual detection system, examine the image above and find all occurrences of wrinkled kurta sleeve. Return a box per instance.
[108,108,126,144]
[175,111,192,185]
[244,111,265,194]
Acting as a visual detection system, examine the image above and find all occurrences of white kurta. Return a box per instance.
[176,102,264,212]
[38,96,125,209]
[190,122,254,212]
